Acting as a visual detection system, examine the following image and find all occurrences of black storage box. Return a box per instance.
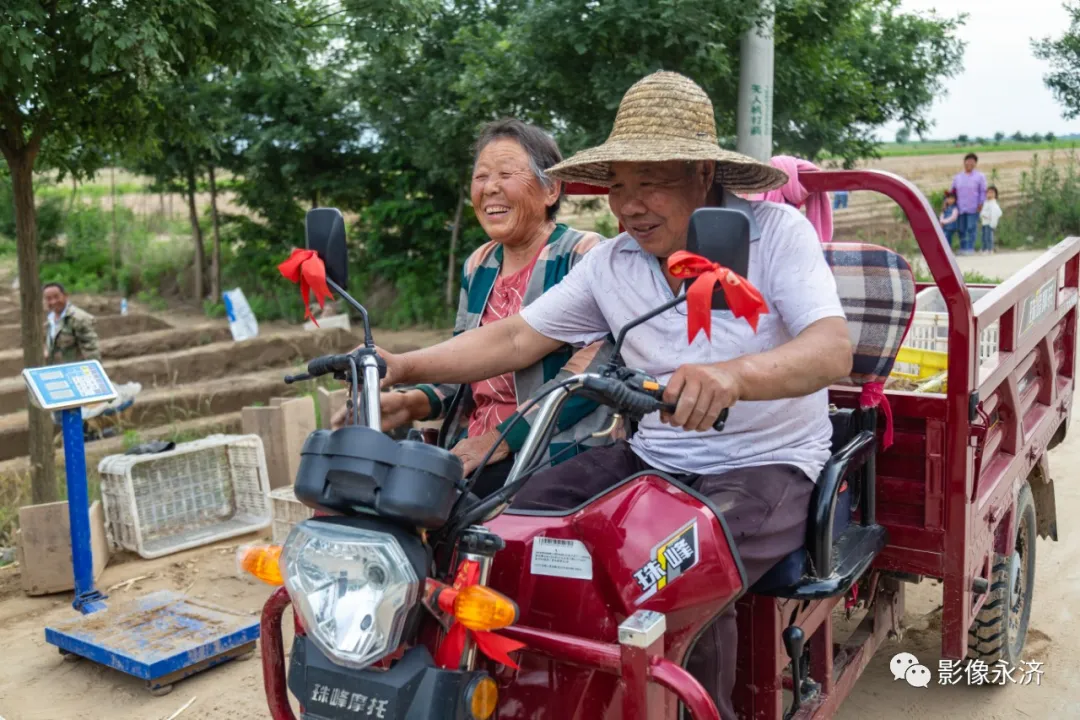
[294,426,463,529]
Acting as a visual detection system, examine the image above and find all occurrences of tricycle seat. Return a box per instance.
[750,409,886,598]
[748,242,914,600]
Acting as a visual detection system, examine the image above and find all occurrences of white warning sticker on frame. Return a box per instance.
[530,536,593,580]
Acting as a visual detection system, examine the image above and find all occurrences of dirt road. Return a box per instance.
[1,249,1078,718]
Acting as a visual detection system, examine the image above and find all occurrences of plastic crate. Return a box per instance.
[894,286,1000,377]
[270,486,314,544]
[98,434,271,559]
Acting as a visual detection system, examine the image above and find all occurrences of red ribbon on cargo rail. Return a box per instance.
[433,560,526,670]
[860,382,894,450]
[667,251,768,343]
[278,249,333,326]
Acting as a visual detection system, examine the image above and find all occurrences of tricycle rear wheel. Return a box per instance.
[967,483,1036,664]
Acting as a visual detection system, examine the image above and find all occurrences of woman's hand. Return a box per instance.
[452,431,510,475]
[330,389,430,431]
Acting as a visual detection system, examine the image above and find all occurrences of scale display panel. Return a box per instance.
[23,360,117,411]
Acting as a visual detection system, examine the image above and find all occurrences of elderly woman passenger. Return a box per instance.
[335,118,615,498]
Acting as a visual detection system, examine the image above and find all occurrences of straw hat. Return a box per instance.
[547,71,787,194]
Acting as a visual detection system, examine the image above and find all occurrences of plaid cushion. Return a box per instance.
[822,243,916,386]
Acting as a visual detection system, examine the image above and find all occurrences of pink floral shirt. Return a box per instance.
[468,255,539,438]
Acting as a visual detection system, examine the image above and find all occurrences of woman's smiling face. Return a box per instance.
[471,138,559,247]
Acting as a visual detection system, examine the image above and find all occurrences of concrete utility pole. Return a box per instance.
[736,5,775,162]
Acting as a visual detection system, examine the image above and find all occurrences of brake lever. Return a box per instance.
[615,368,728,432]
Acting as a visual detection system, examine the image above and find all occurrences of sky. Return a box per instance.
[881,0,1080,140]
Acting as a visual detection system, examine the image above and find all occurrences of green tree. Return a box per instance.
[1031,132,1045,143]
[348,0,519,317]
[1013,131,1028,142]
[466,0,965,165]
[0,0,293,503]
[1034,2,1080,118]
[957,134,970,144]
[994,131,1006,144]
[1047,131,1058,143]
[130,74,243,302]
[330,0,964,324]
[895,127,912,144]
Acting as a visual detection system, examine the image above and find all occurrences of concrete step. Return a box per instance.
[0,412,245,506]
[0,327,451,463]
[0,367,295,462]
[0,323,232,378]
[0,313,171,348]
[0,295,124,325]
[0,328,361,415]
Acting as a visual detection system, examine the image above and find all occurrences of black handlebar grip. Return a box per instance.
[714,407,728,432]
[307,353,352,377]
[654,385,728,432]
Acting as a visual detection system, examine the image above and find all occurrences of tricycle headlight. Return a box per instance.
[281,520,419,670]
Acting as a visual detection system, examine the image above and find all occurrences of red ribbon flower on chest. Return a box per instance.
[278,249,334,326]
[667,250,768,343]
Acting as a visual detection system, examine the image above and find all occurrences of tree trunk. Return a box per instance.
[186,164,205,302]
[6,151,57,504]
[110,166,118,282]
[311,190,320,209]
[69,175,78,211]
[208,165,222,301]
[446,184,465,308]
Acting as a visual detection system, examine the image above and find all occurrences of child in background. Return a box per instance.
[939,190,959,249]
[979,185,1003,254]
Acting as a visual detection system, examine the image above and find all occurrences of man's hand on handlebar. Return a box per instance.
[374,346,409,389]
[330,388,430,431]
[662,363,739,432]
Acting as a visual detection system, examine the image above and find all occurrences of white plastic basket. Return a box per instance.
[895,286,1000,376]
[270,486,314,544]
[98,434,271,559]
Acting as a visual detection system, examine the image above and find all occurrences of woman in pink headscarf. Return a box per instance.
[749,155,834,244]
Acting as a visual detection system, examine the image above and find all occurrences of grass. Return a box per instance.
[36,182,149,201]
[876,140,1078,158]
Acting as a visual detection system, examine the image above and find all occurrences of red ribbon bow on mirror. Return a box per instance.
[278,249,333,326]
[667,250,768,343]
[432,561,526,670]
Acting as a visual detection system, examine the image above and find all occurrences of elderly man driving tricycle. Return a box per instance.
[374,70,852,718]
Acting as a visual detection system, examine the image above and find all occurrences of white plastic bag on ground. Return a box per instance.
[223,288,259,342]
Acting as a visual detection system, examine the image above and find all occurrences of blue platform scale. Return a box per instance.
[23,361,260,695]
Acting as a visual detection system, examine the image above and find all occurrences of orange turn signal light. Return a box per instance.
[451,584,519,632]
[468,675,498,720]
[238,544,284,586]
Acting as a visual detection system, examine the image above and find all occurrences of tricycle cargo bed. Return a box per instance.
[809,167,1080,661]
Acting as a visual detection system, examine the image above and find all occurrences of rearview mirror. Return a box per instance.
[305,208,349,290]
[686,208,750,311]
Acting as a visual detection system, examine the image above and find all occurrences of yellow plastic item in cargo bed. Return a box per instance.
[890,346,949,393]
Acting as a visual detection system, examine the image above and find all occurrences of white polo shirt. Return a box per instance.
[520,195,845,480]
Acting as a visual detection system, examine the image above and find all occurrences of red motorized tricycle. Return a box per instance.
[252,169,1079,719]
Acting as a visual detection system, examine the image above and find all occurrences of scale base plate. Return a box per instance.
[45,590,259,693]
